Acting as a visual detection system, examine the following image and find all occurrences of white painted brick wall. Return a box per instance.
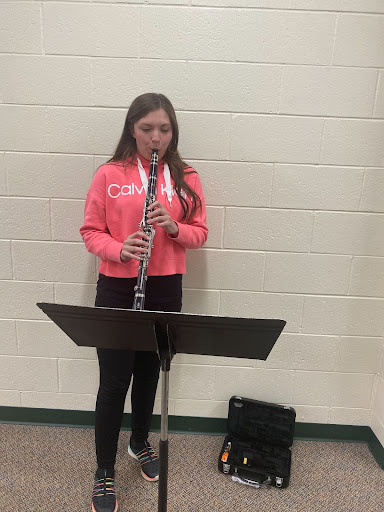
[0,198,51,240]
[92,59,188,108]
[361,169,384,212]
[16,320,96,360]
[140,7,237,61]
[5,153,94,199]
[302,297,384,337]
[12,241,97,283]
[230,115,324,163]
[372,346,384,444]
[0,3,42,54]
[0,281,54,320]
[375,71,384,118]
[224,208,313,252]
[1,1,384,447]
[333,14,384,67]
[220,291,305,332]
[178,112,231,160]
[312,212,384,256]
[194,161,273,207]
[54,283,97,307]
[204,207,224,249]
[184,249,265,291]
[272,165,364,211]
[182,289,220,316]
[264,253,352,295]
[0,154,6,195]
[280,67,377,117]
[322,119,384,167]
[51,200,86,242]
[0,240,12,280]
[43,4,140,57]
[0,320,17,356]
[0,355,58,392]
[236,11,336,64]
[58,358,99,395]
[293,372,375,408]
[2,55,93,106]
[214,367,295,404]
[350,257,384,297]
[289,0,384,13]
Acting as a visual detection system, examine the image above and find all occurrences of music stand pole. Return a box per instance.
[154,322,173,512]
[158,358,170,512]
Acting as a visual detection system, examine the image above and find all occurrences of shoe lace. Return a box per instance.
[92,476,116,499]
[135,444,159,466]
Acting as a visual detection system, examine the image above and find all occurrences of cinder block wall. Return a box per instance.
[1,0,383,445]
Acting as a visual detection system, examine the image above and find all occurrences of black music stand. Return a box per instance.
[37,303,285,512]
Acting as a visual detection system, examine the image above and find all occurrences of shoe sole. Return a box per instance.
[128,445,159,482]
[92,500,118,512]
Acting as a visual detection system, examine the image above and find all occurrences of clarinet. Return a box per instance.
[132,149,159,310]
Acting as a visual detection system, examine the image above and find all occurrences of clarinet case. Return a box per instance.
[218,396,296,489]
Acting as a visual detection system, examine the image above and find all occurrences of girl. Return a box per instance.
[80,93,208,512]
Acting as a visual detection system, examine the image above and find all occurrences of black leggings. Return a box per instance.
[94,273,182,470]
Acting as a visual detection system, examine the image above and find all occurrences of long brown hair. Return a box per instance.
[109,93,201,222]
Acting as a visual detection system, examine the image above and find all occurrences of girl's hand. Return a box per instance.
[120,231,150,262]
[147,201,179,236]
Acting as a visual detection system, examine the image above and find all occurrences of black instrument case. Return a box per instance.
[218,396,296,488]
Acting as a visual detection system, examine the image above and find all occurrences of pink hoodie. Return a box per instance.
[80,156,208,278]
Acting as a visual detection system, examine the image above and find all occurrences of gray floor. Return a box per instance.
[1,424,384,512]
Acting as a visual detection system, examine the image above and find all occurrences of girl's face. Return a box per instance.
[132,108,173,161]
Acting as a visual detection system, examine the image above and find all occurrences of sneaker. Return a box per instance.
[91,468,118,512]
[128,440,159,482]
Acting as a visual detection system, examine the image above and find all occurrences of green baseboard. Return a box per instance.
[1,405,383,469]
